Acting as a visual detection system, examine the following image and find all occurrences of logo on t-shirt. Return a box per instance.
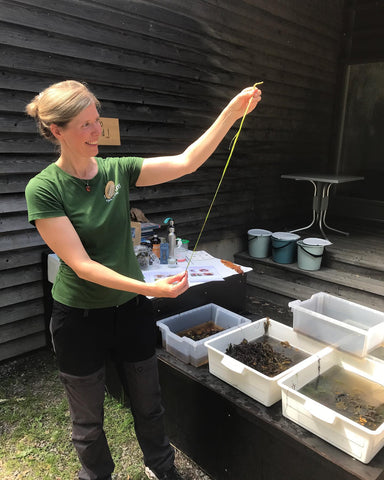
[104,181,121,202]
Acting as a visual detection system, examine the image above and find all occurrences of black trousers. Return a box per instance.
[50,296,174,480]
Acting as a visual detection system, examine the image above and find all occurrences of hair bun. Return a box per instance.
[25,80,99,145]
[25,96,40,118]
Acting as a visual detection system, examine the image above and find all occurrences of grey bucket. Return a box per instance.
[248,229,272,258]
[297,238,331,271]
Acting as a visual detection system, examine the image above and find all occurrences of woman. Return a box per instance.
[25,80,262,480]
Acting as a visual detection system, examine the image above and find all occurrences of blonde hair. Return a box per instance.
[25,80,100,144]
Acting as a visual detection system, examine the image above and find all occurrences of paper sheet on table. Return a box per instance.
[187,265,224,282]
[184,250,215,263]
[185,250,252,277]
[142,251,251,287]
[142,264,224,284]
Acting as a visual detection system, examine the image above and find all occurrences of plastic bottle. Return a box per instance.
[151,234,161,258]
[160,241,169,264]
[174,238,186,262]
[164,217,176,259]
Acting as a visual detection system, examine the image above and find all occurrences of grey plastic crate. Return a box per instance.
[156,303,251,367]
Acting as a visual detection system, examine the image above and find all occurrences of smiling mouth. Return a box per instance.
[86,141,98,145]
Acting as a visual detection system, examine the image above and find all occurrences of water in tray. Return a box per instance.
[226,336,310,377]
[300,365,384,430]
[177,321,225,341]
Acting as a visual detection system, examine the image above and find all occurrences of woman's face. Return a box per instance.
[53,102,102,159]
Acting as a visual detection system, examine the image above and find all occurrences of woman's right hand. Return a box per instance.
[35,216,189,298]
[149,271,189,298]
[225,85,262,121]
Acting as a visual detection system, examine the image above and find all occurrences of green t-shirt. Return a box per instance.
[25,156,144,308]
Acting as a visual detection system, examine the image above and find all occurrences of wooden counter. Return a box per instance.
[158,350,384,480]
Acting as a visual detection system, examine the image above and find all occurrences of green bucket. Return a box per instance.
[297,238,332,271]
[248,229,272,258]
[271,232,300,264]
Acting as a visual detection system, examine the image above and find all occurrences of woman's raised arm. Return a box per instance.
[136,85,262,187]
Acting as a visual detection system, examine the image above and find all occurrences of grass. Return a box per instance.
[0,349,205,480]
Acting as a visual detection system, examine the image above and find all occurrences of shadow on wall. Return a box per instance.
[340,62,384,201]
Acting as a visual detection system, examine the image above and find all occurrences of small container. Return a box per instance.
[151,234,161,258]
[175,238,187,263]
[271,232,300,264]
[247,228,272,258]
[297,238,332,271]
[160,242,169,264]
[47,253,60,283]
[140,239,152,250]
[175,248,186,262]
[168,257,177,268]
[164,217,176,258]
[135,245,151,270]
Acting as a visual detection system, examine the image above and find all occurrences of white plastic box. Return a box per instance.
[205,318,328,406]
[368,344,384,364]
[47,253,60,283]
[156,304,251,367]
[289,292,384,357]
[278,348,384,463]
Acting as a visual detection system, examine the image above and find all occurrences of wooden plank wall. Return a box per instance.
[347,0,384,63]
[330,0,384,222]
[0,0,345,361]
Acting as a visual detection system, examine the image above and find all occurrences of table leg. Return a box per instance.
[321,183,350,236]
[318,183,329,239]
[289,180,317,234]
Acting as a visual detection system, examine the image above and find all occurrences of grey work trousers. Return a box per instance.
[51,297,174,480]
[59,355,174,480]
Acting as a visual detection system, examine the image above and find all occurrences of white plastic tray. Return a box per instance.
[156,304,251,367]
[289,292,384,357]
[279,348,384,463]
[205,318,328,406]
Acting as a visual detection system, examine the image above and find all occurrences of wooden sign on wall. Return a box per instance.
[99,117,121,145]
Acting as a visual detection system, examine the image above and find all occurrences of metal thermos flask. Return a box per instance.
[164,217,176,258]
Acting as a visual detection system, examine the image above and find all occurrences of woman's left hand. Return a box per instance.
[226,85,262,120]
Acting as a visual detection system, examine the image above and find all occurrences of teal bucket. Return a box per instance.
[297,238,332,271]
[248,229,272,258]
[271,232,300,264]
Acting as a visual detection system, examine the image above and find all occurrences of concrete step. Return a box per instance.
[236,252,384,297]
[235,251,384,312]
[324,247,384,279]
[244,270,318,309]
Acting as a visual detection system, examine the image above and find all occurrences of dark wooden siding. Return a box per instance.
[0,0,345,360]
[332,0,384,222]
[347,0,384,63]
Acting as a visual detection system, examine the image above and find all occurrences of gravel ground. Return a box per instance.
[174,450,211,480]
